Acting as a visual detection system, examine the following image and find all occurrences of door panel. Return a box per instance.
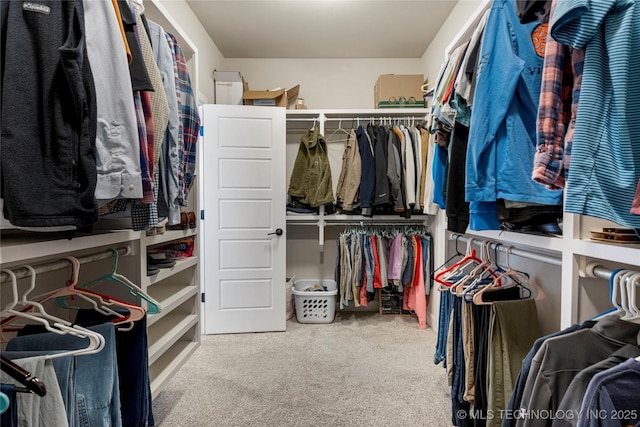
[219,200,272,229]
[219,240,272,269]
[201,104,286,334]
[220,279,272,309]
[219,159,271,188]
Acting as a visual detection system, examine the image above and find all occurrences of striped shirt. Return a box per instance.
[552,0,640,228]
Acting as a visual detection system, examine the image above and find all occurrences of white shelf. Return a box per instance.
[147,285,199,326]
[0,230,140,265]
[148,313,199,364]
[572,239,640,266]
[462,229,564,254]
[144,228,197,246]
[149,340,200,399]
[286,214,321,223]
[146,256,199,287]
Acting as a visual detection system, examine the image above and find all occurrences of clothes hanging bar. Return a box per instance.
[285,117,322,122]
[584,262,640,281]
[325,220,428,227]
[0,246,130,283]
[449,233,562,267]
[323,115,427,122]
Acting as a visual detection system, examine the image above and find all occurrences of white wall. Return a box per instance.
[222,58,423,109]
[421,0,487,87]
[154,0,225,102]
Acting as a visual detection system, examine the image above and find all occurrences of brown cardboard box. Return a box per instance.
[243,84,300,108]
[374,74,424,108]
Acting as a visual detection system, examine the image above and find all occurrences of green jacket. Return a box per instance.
[288,127,334,207]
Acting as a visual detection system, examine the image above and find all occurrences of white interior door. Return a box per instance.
[201,105,286,334]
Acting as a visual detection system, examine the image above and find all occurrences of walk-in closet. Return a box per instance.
[2,0,639,426]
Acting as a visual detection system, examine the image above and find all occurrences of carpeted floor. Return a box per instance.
[152,312,453,427]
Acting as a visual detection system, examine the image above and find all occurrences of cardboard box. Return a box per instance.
[243,84,300,108]
[213,71,245,105]
[374,74,425,108]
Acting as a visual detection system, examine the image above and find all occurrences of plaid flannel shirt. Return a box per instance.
[533,0,584,190]
[168,32,200,206]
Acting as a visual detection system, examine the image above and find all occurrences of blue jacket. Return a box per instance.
[466,0,562,230]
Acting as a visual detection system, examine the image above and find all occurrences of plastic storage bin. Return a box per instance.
[291,279,338,324]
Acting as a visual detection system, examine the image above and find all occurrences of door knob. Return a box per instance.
[267,228,283,236]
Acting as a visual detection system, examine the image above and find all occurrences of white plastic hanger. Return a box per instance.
[0,267,105,359]
[622,272,640,322]
[615,270,635,319]
[610,269,629,315]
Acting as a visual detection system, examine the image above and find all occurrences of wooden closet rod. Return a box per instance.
[449,233,562,267]
[0,246,130,283]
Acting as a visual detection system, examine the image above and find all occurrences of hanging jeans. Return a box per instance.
[452,297,473,427]
[8,322,122,427]
[435,290,455,365]
[75,310,155,427]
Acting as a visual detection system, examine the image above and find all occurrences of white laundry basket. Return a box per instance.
[291,279,338,324]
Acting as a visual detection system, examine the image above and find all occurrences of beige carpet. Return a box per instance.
[152,312,453,427]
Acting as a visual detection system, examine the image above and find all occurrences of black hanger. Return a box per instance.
[0,355,47,396]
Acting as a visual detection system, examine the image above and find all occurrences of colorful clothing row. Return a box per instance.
[334,229,431,329]
[333,124,437,217]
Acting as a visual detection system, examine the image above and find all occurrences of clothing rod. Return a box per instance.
[449,233,562,267]
[0,246,130,283]
[323,116,427,121]
[286,116,427,122]
[584,262,640,281]
[326,221,427,227]
[286,117,320,122]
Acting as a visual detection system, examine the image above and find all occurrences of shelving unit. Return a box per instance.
[141,0,202,399]
[0,0,203,407]
[285,109,434,311]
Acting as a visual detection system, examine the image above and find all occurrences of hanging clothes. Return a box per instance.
[551,0,640,229]
[1,0,99,228]
[335,129,361,212]
[465,0,562,230]
[84,0,143,204]
[336,227,431,328]
[356,126,376,217]
[288,127,334,208]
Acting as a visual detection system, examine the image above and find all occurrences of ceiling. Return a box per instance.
[186,0,459,59]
